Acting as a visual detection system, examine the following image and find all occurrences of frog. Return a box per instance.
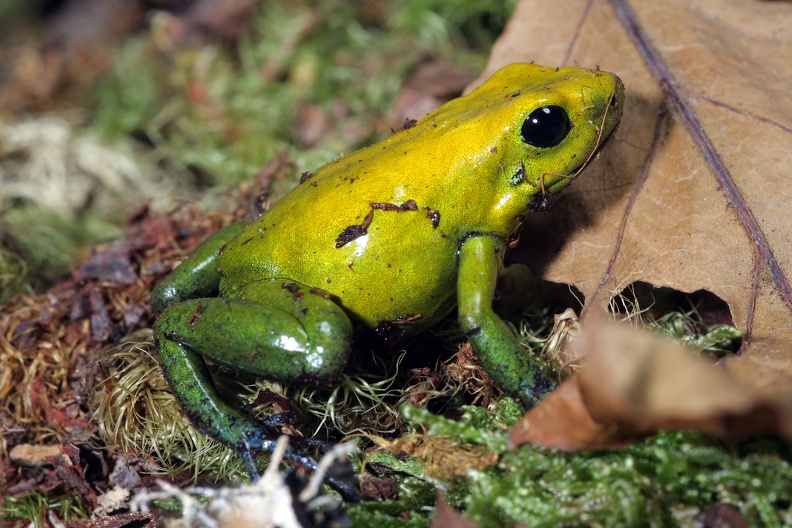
[151,62,624,494]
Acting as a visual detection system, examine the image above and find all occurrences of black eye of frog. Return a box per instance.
[520,106,571,148]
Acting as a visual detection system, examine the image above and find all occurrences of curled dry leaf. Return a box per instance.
[474,0,792,439]
[512,323,792,450]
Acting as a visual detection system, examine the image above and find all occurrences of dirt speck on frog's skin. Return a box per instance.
[400,118,418,131]
[281,282,304,301]
[422,206,440,228]
[370,202,401,211]
[189,301,203,331]
[309,287,331,298]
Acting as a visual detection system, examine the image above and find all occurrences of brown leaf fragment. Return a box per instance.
[75,243,138,285]
[10,320,42,351]
[88,285,117,342]
[511,323,792,450]
[698,503,749,528]
[431,492,479,528]
[509,375,618,451]
[8,444,62,467]
[180,0,259,40]
[359,473,397,501]
[393,61,476,128]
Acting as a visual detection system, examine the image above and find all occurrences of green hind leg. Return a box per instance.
[154,279,358,498]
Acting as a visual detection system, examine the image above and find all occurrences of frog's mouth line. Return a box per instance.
[575,118,621,171]
[563,83,624,182]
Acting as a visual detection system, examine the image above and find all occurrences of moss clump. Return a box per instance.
[349,404,792,528]
[0,490,88,527]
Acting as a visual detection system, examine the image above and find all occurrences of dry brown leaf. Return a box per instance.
[511,323,792,450]
[472,0,792,422]
[392,61,476,129]
[430,492,479,528]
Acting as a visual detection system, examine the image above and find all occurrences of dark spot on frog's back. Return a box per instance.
[336,225,367,248]
[335,208,375,248]
[309,287,331,299]
[370,202,400,211]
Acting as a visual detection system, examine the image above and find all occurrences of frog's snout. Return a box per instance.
[608,74,624,119]
[611,76,625,113]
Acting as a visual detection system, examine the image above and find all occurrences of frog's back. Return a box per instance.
[217,160,462,328]
[217,63,624,328]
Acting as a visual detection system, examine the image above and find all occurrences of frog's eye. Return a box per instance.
[520,106,571,148]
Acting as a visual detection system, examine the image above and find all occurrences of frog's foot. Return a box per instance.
[237,431,362,502]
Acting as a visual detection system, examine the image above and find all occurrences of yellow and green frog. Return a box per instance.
[152,63,623,495]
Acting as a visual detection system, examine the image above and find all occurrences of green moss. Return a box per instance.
[349,475,439,528]
[95,336,250,481]
[92,0,517,186]
[0,207,121,302]
[349,404,792,528]
[0,490,88,527]
[648,310,743,356]
[465,432,791,527]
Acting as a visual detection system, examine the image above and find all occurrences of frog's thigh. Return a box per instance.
[157,279,352,384]
[151,221,248,315]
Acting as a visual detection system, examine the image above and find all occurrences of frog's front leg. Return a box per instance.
[154,279,356,497]
[457,235,555,409]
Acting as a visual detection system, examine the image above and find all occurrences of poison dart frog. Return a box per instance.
[152,63,624,494]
